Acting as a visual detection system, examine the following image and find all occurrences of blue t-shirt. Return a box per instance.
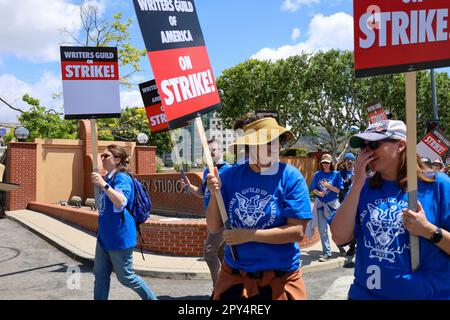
[219,162,313,273]
[200,162,232,210]
[340,168,355,195]
[97,171,136,250]
[349,173,450,300]
[310,170,343,203]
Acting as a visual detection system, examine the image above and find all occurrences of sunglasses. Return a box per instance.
[101,153,113,160]
[360,139,397,151]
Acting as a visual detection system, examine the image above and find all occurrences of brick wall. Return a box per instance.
[137,173,205,216]
[6,142,37,211]
[139,220,207,256]
[135,146,157,175]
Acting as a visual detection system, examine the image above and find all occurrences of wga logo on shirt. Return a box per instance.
[229,188,276,229]
[98,192,106,216]
[361,199,408,263]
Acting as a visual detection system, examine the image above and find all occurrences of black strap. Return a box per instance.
[137,224,145,261]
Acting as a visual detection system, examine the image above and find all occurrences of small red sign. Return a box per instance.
[421,130,450,157]
[366,100,388,124]
[354,0,450,77]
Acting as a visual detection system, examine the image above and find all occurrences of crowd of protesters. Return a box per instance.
[92,113,449,301]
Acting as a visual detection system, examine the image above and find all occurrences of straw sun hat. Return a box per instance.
[228,117,294,152]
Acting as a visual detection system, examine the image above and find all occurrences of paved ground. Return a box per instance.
[0,217,354,300]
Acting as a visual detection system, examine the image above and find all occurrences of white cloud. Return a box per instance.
[291,28,301,41]
[0,0,107,63]
[252,12,354,61]
[120,90,143,109]
[281,0,320,12]
[0,72,63,122]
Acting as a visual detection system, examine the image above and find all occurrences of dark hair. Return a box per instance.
[106,144,131,174]
[233,113,262,130]
[369,149,435,190]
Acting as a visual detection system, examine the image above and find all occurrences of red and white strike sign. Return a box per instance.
[366,100,388,124]
[354,0,450,78]
[417,127,450,162]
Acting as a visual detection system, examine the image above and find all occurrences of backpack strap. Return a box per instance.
[110,170,128,225]
[137,224,145,261]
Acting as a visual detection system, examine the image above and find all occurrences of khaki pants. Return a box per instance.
[203,230,224,285]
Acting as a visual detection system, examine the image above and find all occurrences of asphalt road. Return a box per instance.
[0,217,354,300]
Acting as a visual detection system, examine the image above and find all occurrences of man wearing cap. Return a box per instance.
[331,119,450,300]
[339,152,356,203]
[338,152,357,256]
[420,157,432,169]
[309,153,344,262]
[206,117,313,300]
[180,138,232,295]
[431,158,445,172]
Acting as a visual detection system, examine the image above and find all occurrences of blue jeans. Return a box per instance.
[93,241,157,300]
[317,207,332,257]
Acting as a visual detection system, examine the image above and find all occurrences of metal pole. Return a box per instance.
[431,69,438,121]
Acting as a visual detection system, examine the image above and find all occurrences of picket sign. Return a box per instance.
[132,0,236,259]
[405,72,420,272]
[90,119,100,210]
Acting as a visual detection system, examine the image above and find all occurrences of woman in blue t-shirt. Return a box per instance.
[206,117,313,300]
[91,144,157,300]
[331,120,450,300]
[310,153,344,261]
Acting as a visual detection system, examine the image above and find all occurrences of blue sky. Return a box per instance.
[0,0,448,122]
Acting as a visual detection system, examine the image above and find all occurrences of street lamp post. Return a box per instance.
[137,133,149,145]
[14,126,30,142]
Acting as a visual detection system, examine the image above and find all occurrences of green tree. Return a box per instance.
[216,49,450,159]
[17,94,78,140]
[97,107,172,155]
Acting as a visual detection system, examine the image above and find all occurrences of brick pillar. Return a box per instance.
[6,142,37,211]
[135,146,157,175]
[79,120,97,198]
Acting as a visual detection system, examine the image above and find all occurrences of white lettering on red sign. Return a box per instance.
[160,69,216,105]
[65,65,116,79]
[423,135,448,156]
[359,8,449,49]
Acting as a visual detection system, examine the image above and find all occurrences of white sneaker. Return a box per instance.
[318,255,332,262]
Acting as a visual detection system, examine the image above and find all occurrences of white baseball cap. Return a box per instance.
[350,120,407,149]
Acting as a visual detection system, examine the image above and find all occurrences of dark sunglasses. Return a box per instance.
[360,139,397,151]
[100,153,113,160]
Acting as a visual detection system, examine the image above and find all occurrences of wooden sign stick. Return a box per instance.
[194,117,237,261]
[90,119,100,209]
[406,71,420,272]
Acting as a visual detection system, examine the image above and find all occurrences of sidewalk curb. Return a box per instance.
[6,212,352,280]
[6,213,211,280]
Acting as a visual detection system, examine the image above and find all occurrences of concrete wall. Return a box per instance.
[35,139,85,204]
[6,121,156,209]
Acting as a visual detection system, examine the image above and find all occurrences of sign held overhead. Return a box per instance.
[133,0,221,128]
[60,46,121,120]
[354,0,450,77]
